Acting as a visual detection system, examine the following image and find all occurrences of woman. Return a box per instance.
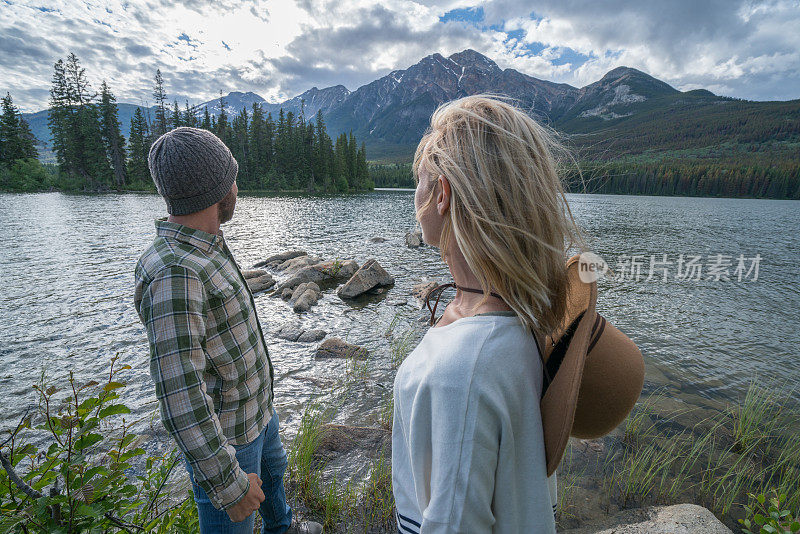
[392,95,585,533]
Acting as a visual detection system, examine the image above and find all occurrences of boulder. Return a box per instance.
[274,322,327,343]
[316,424,391,462]
[245,272,275,293]
[297,329,327,343]
[275,322,304,342]
[315,338,369,360]
[369,236,387,243]
[253,250,307,268]
[274,260,359,294]
[277,254,323,274]
[289,282,322,313]
[337,259,395,299]
[241,269,268,279]
[405,231,423,248]
[281,287,293,300]
[315,259,359,280]
[560,504,732,534]
[412,279,440,307]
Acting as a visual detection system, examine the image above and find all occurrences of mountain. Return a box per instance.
[21,48,800,163]
[195,91,266,117]
[261,85,350,119]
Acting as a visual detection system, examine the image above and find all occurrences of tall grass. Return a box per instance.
[390,328,416,369]
[585,383,800,531]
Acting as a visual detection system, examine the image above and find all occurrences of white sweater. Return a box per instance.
[392,314,557,534]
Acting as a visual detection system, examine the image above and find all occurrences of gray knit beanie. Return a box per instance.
[148,127,238,216]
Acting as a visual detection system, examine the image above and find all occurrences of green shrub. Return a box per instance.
[739,489,800,534]
[0,356,197,532]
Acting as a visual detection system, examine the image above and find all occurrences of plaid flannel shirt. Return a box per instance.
[134,218,274,510]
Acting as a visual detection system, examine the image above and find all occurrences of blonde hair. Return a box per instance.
[413,94,586,337]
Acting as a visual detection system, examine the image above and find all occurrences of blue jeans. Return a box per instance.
[184,409,293,534]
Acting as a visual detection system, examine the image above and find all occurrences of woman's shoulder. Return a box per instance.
[409,315,539,383]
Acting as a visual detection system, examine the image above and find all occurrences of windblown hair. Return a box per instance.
[413,95,586,338]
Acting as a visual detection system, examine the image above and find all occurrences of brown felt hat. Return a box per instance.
[535,254,645,477]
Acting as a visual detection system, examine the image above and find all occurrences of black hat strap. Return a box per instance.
[425,282,504,326]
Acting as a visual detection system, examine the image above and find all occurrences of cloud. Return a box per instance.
[0,0,798,113]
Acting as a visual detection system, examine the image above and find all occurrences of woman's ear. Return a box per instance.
[436,175,451,216]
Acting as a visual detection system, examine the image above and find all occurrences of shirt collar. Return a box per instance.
[155,218,223,254]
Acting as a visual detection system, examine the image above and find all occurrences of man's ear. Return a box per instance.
[436,175,451,216]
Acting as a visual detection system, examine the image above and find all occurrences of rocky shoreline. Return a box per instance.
[234,248,736,533]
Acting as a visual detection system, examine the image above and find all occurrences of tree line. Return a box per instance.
[2,53,372,192]
[369,158,800,199]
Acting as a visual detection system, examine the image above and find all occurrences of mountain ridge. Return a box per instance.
[21,49,800,162]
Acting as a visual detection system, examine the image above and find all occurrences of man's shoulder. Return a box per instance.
[135,236,215,284]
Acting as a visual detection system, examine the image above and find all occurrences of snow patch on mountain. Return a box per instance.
[580,85,647,120]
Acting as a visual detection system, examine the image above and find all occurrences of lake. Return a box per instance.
[1,191,798,448]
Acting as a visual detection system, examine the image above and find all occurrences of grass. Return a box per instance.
[731,380,783,454]
[288,315,799,533]
[358,453,394,531]
[555,444,584,522]
[286,402,396,533]
[389,328,416,369]
[575,383,800,532]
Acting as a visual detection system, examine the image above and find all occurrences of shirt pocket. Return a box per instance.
[205,270,254,383]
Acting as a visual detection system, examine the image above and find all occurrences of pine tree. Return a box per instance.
[99,81,127,187]
[127,107,150,184]
[172,100,181,129]
[201,107,211,130]
[0,92,37,164]
[347,131,358,188]
[333,133,349,192]
[357,141,370,189]
[152,69,168,136]
[183,101,198,128]
[47,59,72,173]
[215,91,229,144]
[313,109,332,191]
[247,103,269,186]
[231,107,250,187]
[62,53,111,185]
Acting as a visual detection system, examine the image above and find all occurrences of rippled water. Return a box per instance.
[1,191,798,447]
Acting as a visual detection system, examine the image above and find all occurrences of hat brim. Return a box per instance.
[539,255,645,476]
[540,255,596,476]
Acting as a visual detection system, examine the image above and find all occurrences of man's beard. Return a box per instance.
[218,188,236,224]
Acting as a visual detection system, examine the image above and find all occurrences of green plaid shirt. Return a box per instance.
[134,218,274,511]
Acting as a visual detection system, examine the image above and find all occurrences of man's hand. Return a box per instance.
[226,473,265,522]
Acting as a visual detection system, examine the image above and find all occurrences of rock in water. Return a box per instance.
[241,269,268,279]
[290,282,322,313]
[316,424,391,461]
[411,279,440,307]
[245,272,275,293]
[275,322,303,342]
[252,250,307,268]
[405,231,423,248]
[297,329,327,343]
[273,259,359,294]
[337,259,395,299]
[274,322,327,343]
[277,255,322,273]
[315,338,369,359]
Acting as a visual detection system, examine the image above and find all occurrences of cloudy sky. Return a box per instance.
[2,0,799,112]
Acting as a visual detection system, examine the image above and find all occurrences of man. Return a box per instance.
[134,127,322,534]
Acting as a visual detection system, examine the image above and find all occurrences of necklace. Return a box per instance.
[425,282,504,326]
